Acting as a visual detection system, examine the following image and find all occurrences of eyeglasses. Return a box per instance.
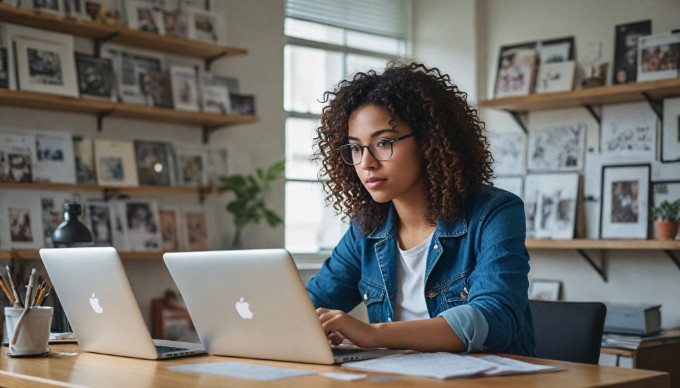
[338,133,415,165]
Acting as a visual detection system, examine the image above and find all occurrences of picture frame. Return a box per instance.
[162,8,188,38]
[183,208,209,250]
[494,42,538,98]
[85,199,114,246]
[535,61,575,94]
[79,0,121,25]
[488,131,526,176]
[187,8,223,43]
[529,279,561,301]
[75,53,116,101]
[174,143,206,186]
[205,146,227,186]
[31,130,77,184]
[523,172,579,240]
[0,47,8,88]
[199,72,232,114]
[101,45,164,104]
[637,32,680,82]
[14,36,79,97]
[139,70,174,108]
[26,0,66,16]
[229,93,256,115]
[652,181,680,209]
[493,176,524,200]
[94,139,139,187]
[661,97,680,163]
[0,195,42,249]
[134,140,174,186]
[40,194,71,247]
[170,65,200,111]
[124,198,162,251]
[0,132,37,183]
[600,164,650,239]
[159,207,180,251]
[527,124,586,172]
[73,136,97,184]
[126,0,166,34]
[613,20,651,84]
[537,36,574,64]
[601,102,657,162]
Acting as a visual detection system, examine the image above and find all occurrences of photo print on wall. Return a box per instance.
[523,172,579,240]
[600,164,650,239]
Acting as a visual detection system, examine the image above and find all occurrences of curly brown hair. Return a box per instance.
[312,61,494,234]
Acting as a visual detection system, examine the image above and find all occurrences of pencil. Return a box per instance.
[0,275,15,306]
[5,266,23,308]
[24,268,37,309]
[35,282,47,307]
[40,284,52,306]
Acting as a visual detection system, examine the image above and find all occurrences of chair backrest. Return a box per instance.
[530,300,607,364]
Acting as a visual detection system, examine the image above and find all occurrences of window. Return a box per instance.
[284,0,410,253]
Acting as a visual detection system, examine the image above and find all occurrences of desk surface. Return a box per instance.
[0,344,669,388]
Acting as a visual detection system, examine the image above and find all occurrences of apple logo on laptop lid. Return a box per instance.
[235,297,253,319]
[89,292,104,314]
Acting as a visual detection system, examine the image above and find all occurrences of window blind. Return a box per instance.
[286,0,408,40]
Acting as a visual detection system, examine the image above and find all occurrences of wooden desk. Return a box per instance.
[0,344,669,387]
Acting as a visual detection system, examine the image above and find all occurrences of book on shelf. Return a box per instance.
[602,329,680,350]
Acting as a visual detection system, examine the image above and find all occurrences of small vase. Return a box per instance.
[654,220,680,240]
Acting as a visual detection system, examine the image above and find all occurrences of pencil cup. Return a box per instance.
[5,306,53,356]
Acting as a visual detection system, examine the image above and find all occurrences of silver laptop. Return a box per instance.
[164,249,408,364]
[39,247,206,360]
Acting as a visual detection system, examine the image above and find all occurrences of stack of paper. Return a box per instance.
[343,353,562,380]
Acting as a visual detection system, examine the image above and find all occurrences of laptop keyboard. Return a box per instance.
[156,345,189,354]
[332,347,370,356]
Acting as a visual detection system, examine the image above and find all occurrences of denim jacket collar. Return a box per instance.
[367,203,468,240]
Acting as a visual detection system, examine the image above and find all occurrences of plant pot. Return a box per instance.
[654,220,680,240]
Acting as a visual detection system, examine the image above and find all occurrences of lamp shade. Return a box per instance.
[51,203,94,247]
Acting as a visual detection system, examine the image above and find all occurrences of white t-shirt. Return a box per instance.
[394,231,434,321]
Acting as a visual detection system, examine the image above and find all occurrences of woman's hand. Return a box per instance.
[316,308,382,348]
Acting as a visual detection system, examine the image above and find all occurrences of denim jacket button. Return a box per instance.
[363,291,369,301]
[460,287,469,298]
[434,245,439,250]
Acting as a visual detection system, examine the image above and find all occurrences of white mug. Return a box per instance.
[5,306,53,356]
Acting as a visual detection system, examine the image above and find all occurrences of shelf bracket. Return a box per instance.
[94,32,120,58]
[97,109,115,132]
[584,105,601,125]
[577,249,608,282]
[504,110,528,133]
[103,188,121,201]
[205,50,230,72]
[202,125,220,144]
[198,186,211,204]
[641,92,663,121]
[664,250,680,272]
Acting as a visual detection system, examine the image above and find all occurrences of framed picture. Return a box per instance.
[613,20,651,84]
[662,97,680,162]
[601,102,657,162]
[527,124,586,172]
[653,181,680,208]
[535,61,575,94]
[229,93,256,115]
[0,48,8,88]
[637,32,680,82]
[205,146,227,185]
[85,199,114,246]
[0,191,42,249]
[159,207,180,251]
[32,130,77,184]
[183,209,209,250]
[170,65,200,111]
[101,45,164,104]
[79,0,121,25]
[73,136,97,184]
[14,36,79,97]
[175,143,206,186]
[529,279,561,301]
[488,131,526,176]
[494,176,524,200]
[27,0,66,15]
[134,140,174,186]
[600,164,650,239]
[162,8,188,38]
[494,42,538,98]
[187,8,223,43]
[199,73,232,114]
[94,139,139,187]
[140,70,173,108]
[537,36,574,63]
[0,132,36,183]
[523,172,579,240]
[126,0,166,34]
[124,199,161,251]
[75,53,116,101]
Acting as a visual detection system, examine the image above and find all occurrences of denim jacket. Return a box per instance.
[306,185,535,356]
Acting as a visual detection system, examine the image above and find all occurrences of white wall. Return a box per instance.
[414,0,680,328]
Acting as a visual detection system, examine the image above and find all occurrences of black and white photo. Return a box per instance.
[0,48,8,88]
[32,130,76,183]
[140,70,173,108]
[229,93,256,115]
[134,140,174,186]
[488,131,526,176]
[535,61,575,93]
[126,0,166,34]
[529,280,561,301]
[187,8,222,43]
[613,20,651,84]
[73,136,97,183]
[662,97,680,162]
[86,200,114,246]
[0,132,36,183]
[528,124,586,171]
[94,138,139,187]
[175,143,206,186]
[523,172,579,240]
[75,53,116,101]
[14,36,78,97]
[601,102,657,162]
[170,65,199,111]
[102,46,163,104]
[125,199,161,251]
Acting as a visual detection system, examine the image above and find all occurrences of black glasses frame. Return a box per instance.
[338,133,415,165]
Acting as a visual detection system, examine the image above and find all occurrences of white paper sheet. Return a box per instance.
[343,352,494,380]
[168,362,315,381]
[478,355,562,375]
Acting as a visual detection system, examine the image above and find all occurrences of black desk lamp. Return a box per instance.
[51,201,94,247]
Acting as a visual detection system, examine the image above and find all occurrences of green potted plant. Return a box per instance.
[650,199,680,240]
[219,160,285,249]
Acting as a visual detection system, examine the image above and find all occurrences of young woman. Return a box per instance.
[306,62,534,356]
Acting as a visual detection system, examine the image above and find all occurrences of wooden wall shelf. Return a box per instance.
[0,182,219,197]
[0,89,258,128]
[0,3,248,59]
[5,250,163,261]
[478,78,680,112]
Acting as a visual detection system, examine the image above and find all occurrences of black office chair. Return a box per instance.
[529,300,607,364]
